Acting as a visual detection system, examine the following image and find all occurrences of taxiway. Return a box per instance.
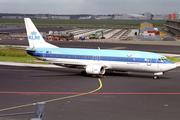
[0,65,180,120]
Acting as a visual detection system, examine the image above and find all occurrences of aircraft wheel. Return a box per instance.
[154,75,158,80]
[97,75,104,78]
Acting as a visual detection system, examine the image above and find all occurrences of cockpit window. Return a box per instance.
[158,57,168,62]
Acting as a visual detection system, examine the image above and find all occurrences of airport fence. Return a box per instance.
[0,102,46,120]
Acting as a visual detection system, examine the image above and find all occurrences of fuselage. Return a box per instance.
[27,47,177,73]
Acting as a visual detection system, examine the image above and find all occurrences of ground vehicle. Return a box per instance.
[47,31,74,41]
[89,31,105,39]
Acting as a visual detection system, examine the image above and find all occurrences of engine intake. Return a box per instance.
[86,65,106,75]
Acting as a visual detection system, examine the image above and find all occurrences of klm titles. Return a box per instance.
[28,31,40,40]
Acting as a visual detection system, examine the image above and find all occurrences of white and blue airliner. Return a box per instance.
[24,18,176,79]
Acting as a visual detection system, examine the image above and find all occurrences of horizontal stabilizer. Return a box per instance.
[7,47,36,52]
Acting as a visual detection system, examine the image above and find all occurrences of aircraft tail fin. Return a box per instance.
[24,18,58,48]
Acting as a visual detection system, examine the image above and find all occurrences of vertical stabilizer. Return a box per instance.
[24,18,58,48]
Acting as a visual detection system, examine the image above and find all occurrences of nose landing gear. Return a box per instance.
[154,72,163,79]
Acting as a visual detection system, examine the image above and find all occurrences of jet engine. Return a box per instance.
[85,65,106,75]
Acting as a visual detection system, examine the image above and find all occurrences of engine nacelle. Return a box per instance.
[85,65,106,75]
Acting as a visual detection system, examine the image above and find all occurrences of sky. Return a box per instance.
[0,0,179,14]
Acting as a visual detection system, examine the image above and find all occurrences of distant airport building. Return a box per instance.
[140,22,153,28]
[165,12,180,36]
[167,12,180,20]
[139,26,157,35]
[169,13,176,19]
[114,12,151,20]
[35,14,48,19]
[79,16,92,20]
[152,14,169,20]
[144,12,152,20]
[138,22,164,40]
[2,16,23,19]
[50,15,70,20]
[175,12,180,20]
[95,15,113,20]
[0,12,169,20]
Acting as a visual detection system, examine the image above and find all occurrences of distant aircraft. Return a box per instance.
[79,16,91,20]
[24,18,176,79]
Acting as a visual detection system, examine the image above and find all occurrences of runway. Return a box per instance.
[0,65,180,120]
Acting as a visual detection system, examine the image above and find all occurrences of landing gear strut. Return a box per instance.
[81,71,87,76]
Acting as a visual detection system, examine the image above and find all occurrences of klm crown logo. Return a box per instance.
[31,31,37,35]
[28,31,40,40]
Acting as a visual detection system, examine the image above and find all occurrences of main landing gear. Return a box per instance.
[81,71,87,76]
[81,71,105,78]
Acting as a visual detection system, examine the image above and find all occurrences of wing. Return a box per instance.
[46,61,87,69]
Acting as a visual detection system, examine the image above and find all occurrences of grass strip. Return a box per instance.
[0,47,45,63]
[166,56,180,63]
[0,19,165,28]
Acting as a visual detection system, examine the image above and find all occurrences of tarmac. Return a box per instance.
[1,65,180,120]
[1,40,180,120]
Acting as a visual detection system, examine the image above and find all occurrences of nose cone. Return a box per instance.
[169,63,177,70]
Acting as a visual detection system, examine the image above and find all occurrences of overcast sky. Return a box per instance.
[0,0,179,14]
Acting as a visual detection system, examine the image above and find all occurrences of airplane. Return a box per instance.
[24,18,176,79]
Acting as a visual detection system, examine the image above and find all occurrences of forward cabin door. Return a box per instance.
[146,58,152,66]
